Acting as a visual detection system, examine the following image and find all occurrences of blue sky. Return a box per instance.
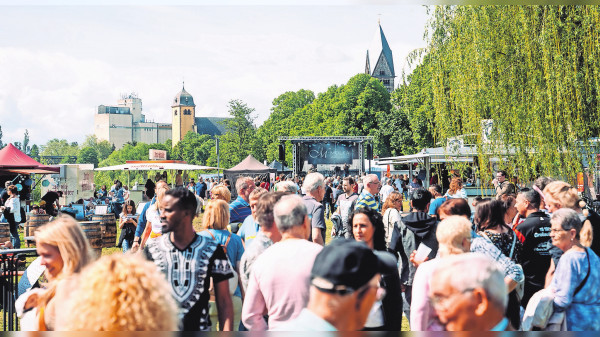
[0,4,429,146]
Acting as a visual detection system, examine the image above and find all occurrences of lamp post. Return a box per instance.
[216,137,220,181]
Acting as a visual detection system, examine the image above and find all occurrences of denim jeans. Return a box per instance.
[6,213,20,249]
[122,238,130,252]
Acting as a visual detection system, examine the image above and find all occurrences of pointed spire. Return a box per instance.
[182,80,185,91]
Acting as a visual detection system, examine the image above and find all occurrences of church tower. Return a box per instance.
[171,83,196,147]
[365,20,395,93]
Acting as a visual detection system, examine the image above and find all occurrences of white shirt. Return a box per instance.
[6,197,20,223]
[380,185,395,204]
[146,207,162,234]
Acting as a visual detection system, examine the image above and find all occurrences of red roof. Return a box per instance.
[0,144,59,173]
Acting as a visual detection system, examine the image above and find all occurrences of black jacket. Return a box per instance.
[389,211,438,285]
[374,250,403,331]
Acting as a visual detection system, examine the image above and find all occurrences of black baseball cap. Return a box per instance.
[311,239,383,294]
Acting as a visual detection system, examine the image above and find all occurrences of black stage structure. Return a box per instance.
[278,136,374,177]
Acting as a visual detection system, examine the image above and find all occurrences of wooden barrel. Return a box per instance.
[0,223,10,245]
[25,214,52,237]
[80,221,102,257]
[91,214,117,248]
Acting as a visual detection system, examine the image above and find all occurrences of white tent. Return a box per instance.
[95,162,216,171]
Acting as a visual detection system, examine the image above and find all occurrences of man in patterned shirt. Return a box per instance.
[355,174,381,211]
[144,187,234,331]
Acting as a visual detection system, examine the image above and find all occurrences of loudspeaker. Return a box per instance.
[279,144,285,162]
[366,144,373,160]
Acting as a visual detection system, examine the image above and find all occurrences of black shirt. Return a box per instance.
[515,211,552,306]
[41,191,60,204]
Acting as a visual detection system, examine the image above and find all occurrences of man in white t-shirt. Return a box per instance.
[379,178,395,204]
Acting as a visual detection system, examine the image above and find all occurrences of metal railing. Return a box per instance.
[0,248,38,331]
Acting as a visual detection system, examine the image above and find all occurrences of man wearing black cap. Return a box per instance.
[273,239,390,331]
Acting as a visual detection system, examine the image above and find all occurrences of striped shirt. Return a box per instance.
[355,191,380,211]
[230,196,251,223]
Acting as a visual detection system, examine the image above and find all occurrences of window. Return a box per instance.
[383,79,390,86]
[174,109,178,116]
[379,70,385,75]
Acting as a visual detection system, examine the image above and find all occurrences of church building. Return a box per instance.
[365,21,395,93]
[94,85,230,149]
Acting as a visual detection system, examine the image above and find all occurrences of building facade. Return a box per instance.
[365,21,395,93]
[94,87,230,149]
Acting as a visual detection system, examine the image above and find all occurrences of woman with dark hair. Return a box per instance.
[474,199,523,329]
[474,199,523,263]
[351,208,402,331]
[1,185,21,248]
[352,208,386,251]
[118,199,137,252]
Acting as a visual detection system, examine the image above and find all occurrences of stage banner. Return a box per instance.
[306,142,357,165]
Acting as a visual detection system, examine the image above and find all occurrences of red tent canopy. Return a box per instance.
[0,144,59,173]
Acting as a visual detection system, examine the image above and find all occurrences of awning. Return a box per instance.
[95,162,217,171]
[3,168,60,174]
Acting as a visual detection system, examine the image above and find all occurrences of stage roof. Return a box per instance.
[96,160,216,171]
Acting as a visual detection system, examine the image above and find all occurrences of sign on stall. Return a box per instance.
[149,149,167,160]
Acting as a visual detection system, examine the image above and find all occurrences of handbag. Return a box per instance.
[508,231,525,301]
[522,248,591,331]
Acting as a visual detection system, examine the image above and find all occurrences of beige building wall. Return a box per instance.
[158,124,172,144]
[118,96,143,123]
[172,106,195,146]
[95,114,133,149]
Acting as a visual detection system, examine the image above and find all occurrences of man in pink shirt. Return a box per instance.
[241,194,323,331]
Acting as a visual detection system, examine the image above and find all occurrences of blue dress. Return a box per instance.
[551,247,600,331]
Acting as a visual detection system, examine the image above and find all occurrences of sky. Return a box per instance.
[0,4,430,147]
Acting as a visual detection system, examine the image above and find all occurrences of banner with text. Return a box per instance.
[306,142,358,165]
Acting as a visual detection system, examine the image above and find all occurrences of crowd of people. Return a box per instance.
[9,169,600,331]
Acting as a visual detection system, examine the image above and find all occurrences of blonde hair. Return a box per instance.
[543,181,579,209]
[211,185,231,203]
[202,199,230,230]
[436,215,472,256]
[35,215,93,307]
[150,182,170,211]
[62,253,178,331]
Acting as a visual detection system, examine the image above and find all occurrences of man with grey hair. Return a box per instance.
[302,172,326,246]
[242,194,323,330]
[230,176,256,224]
[429,253,510,331]
[274,180,298,194]
[355,174,381,211]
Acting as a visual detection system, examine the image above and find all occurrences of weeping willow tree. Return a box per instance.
[420,5,600,185]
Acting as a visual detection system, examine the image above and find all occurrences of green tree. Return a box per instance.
[40,139,79,164]
[255,89,315,164]
[78,147,99,167]
[30,144,40,160]
[22,129,30,154]
[423,5,600,182]
[172,132,215,165]
[207,100,258,168]
[82,135,114,161]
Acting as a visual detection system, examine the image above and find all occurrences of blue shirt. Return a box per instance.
[355,191,380,211]
[195,182,207,198]
[428,196,448,216]
[200,229,245,297]
[134,197,155,238]
[238,215,260,247]
[229,196,251,223]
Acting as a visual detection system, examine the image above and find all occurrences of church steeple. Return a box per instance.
[171,84,197,147]
[365,20,395,93]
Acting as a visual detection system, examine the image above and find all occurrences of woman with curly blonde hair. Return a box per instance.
[56,253,179,331]
[17,215,92,330]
